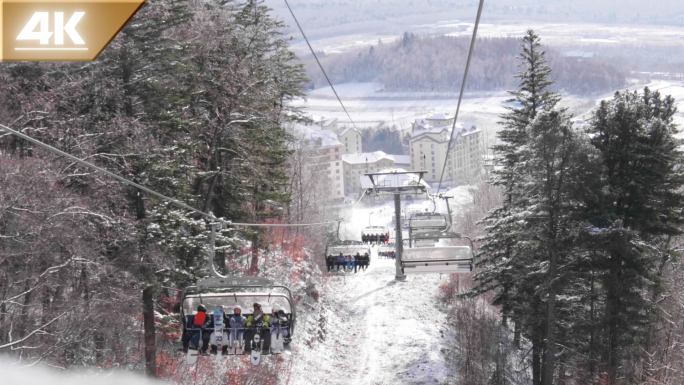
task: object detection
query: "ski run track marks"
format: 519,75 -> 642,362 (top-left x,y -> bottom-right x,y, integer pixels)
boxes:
288,254 -> 454,385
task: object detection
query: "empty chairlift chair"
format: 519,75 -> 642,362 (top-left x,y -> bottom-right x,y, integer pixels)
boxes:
401,246 -> 473,274
408,213 -> 449,245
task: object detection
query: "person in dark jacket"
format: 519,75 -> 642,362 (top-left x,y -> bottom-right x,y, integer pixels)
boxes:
244,303 -> 271,353
326,254 -> 334,272
182,304 -> 210,353
353,252 -> 360,273
335,253 -> 345,271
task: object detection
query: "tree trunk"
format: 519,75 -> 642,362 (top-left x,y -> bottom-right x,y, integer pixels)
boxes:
250,231 -> 260,274
588,268 -> 598,384
133,188 -> 156,377
143,285 -> 156,377
17,280 -> 32,337
533,336 -> 543,385
542,248 -> 558,385
94,331 -> 105,365
604,255 -> 621,385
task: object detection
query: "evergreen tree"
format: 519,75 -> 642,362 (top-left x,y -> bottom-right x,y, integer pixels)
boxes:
0,0 -> 307,370
585,88 -> 684,384
475,30 -> 560,385
519,109 -> 598,385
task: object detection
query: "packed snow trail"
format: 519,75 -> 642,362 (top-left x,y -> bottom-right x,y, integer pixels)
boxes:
288,252 -> 452,385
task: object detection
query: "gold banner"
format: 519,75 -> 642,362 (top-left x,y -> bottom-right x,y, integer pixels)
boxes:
1,0 -> 144,61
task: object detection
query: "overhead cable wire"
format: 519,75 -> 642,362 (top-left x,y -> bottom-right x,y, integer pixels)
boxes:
283,0 -> 358,130
436,0 -> 485,194
0,123 -> 336,228
230,221 -> 336,227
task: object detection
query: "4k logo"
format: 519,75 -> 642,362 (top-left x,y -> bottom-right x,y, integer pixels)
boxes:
16,12 -> 86,48
1,0 -> 145,61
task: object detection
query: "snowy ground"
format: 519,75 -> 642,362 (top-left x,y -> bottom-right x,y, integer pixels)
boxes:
287,253 -> 454,385
287,191 -> 475,385
0,359 -> 162,385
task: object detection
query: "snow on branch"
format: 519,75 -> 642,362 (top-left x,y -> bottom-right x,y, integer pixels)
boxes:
0,312 -> 68,350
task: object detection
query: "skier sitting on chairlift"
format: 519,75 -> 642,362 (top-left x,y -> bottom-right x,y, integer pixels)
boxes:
244,303 -> 271,353
228,306 -> 246,352
182,304 -> 210,353
335,253 -> 345,271
205,305 -> 232,355
269,308 -> 290,352
345,255 -> 354,271
326,254 -> 334,272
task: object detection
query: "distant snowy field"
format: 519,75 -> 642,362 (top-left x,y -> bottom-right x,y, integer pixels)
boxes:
293,82 -> 510,144
287,19 -> 684,56
295,79 -> 684,141
286,13 -> 684,137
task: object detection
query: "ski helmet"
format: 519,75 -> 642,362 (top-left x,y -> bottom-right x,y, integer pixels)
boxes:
197,304 -> 207,312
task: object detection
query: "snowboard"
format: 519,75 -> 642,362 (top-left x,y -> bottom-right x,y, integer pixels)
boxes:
250,333 -> 262,365
209,308 -> 228,356
270,323 -> 288,353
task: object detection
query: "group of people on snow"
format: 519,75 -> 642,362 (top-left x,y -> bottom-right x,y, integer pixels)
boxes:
325,252 -> 370,273
181,302 -> 289,355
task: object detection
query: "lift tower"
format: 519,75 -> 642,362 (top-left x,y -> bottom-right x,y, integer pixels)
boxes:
364,170 -> 428,281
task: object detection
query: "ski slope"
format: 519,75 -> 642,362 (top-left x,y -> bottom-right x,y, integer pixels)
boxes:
288,253 -> 453,385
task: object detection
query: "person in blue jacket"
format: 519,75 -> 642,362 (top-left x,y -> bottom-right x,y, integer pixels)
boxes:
228,306 -> 246,351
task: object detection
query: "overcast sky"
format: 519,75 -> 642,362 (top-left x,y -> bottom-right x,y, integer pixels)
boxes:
265,0 -> 684,35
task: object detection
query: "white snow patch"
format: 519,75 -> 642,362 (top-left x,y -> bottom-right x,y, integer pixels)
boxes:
0,359 -> 163,385
287,256 -> 453,385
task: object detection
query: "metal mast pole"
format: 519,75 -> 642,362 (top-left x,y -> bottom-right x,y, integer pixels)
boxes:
394,193 -> 406,281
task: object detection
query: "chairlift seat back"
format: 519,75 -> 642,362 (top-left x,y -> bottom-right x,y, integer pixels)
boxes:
402,246 -> 473,274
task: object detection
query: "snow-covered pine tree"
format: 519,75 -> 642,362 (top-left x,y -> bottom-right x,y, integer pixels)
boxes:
518,108 -> 599,385
178,0 -> 307,273
475,30 -> 561,385
0,0 -> 308,373
585,88 -> 684,385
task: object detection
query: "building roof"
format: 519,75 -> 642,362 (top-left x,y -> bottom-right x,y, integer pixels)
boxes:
386,154 -> 410,165
342,151 -> 408,166
426,113 -> 453,121
411,122 -> 480,141
291,124 -> 341,148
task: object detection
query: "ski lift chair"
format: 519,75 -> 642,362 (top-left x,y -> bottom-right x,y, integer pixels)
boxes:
180,277 -> 296,357
401,246 -> 473,274
361,226 -> 389,244
326,243 -> 371,272
408,212 -> 449,232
